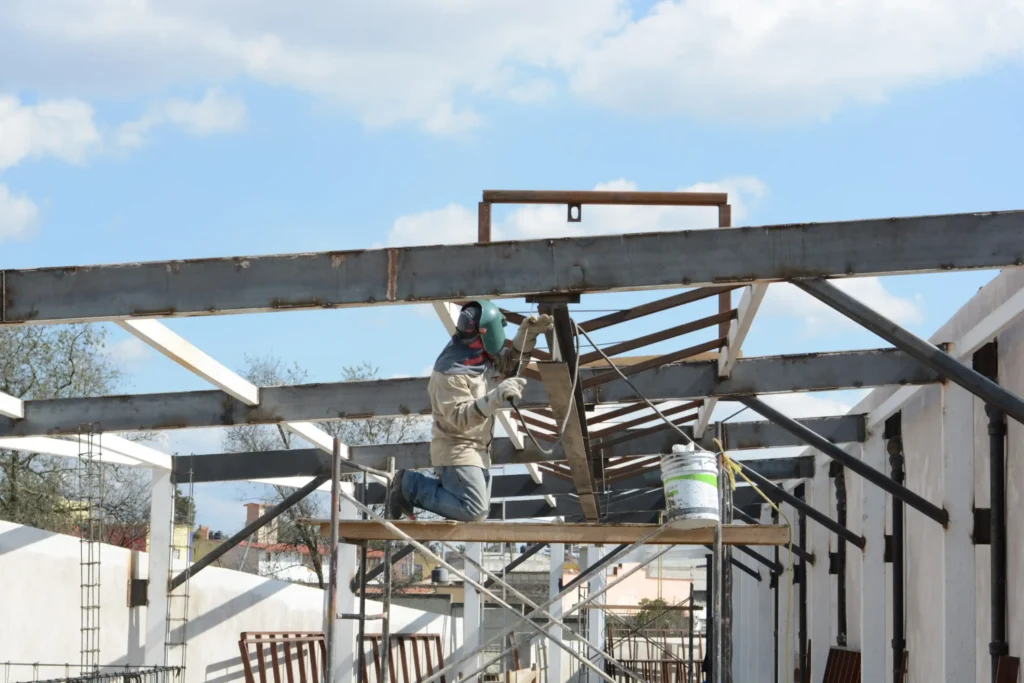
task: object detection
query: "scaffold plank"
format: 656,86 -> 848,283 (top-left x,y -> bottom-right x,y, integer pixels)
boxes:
316,520 -> 789,545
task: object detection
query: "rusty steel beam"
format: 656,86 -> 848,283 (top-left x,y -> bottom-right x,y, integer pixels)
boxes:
582,338 -> 726,389
576,310 -> 736,367
482,190 -> 728,206
5,210 -> 1024,325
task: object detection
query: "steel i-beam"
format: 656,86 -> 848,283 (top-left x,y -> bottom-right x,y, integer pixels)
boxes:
793,277 -> 1024,427
737,395 -> 949,526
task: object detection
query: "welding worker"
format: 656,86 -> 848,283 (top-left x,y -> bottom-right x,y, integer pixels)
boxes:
387,301 -> 553,522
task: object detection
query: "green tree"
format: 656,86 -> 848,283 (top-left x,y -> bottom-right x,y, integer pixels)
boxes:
628,598 -> 691,633
0,324 -> 150,534
223,353 -> 428,590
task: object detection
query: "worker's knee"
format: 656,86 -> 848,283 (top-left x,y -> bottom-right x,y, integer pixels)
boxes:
461,499 -> 489,522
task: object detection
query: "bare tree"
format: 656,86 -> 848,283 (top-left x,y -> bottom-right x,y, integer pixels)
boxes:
223,353 -> 428,589
0,324 -> 168,543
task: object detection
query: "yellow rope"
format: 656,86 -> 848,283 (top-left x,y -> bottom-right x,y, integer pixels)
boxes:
714,439 -> 795,683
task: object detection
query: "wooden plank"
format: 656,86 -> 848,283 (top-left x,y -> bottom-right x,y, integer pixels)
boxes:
538,361 -> 600,520
317,520 -> 790,546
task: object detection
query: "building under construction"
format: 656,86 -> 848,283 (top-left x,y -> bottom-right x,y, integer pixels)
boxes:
1,189 -> 1023,683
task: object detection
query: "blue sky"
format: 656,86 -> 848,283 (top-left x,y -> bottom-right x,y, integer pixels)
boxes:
1,1 -> 1022,532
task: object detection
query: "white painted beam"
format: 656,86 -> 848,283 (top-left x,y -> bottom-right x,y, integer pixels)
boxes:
72,433 -> 171,470
696,283 -> 767,438
117,319 -> 260,405
0,391 -> 24,419
718,283 -> 768,379
0,436 -> 144,466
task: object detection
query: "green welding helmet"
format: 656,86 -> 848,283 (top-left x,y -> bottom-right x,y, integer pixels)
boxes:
456,300 -> 507,357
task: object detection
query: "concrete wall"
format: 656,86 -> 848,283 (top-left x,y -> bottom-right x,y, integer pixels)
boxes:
0,520 -> 458,683
770,267 -> 1024,682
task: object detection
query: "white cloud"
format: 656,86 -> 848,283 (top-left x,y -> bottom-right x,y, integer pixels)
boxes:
570,0 -> 1024,122
0,94 -> 100,170
758,391 -> 865,419
761,278 -> 924,337
0,183 -> 40,242
1,2 -> 1021,130
388,202 -> 478,246
388,176 -> 766,245
116,88 -> 247,149
153,427 -> 229,456
107,337 -> 154,372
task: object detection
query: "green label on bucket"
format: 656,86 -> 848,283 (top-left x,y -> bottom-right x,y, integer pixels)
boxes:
664,473 -> 718,487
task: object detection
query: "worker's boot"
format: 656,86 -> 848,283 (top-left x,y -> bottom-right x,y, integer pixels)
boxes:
386,470 -> 415,520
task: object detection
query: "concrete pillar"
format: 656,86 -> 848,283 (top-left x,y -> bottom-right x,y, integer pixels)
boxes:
586,546 -> 608,674
808,464 -> 832,681
327,486 -> 359,683
144,470 -> 174,666
941,383 -> 976,680
549,543 -> 565,683
462,542 -> 483,683
860,431 -> 886,682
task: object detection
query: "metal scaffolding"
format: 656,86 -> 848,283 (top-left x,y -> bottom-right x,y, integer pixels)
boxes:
4,190 -> 1024,682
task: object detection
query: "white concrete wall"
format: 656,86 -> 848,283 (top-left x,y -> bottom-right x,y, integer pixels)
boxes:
0,520 -> 458,683
779,268 -> 1024,681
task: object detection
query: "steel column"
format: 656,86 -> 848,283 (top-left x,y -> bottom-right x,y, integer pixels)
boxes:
887,421 -> 906,683
326,440 -> 342,680
989,404 -> 1008,680
736,395 -> 949,526
793,277 -> 1024,426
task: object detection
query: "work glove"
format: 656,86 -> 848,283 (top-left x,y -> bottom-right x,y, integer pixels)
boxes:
475,377 -> 527,417
512,314 -> 554,354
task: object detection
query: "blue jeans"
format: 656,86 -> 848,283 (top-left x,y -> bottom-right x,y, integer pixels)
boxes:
400,466 -> 492,522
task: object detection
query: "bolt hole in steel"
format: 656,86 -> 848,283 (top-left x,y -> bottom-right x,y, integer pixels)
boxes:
567,203 -> 582,222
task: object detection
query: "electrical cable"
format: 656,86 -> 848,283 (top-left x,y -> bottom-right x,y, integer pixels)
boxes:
506,316 -> 582,455
575,320 -> 795,683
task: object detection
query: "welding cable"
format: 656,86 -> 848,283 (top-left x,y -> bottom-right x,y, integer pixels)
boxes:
506,316 -> 582,455
576,320 -> 797,683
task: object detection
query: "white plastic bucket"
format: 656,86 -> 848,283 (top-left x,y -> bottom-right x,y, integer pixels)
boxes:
660,444 -> 720,529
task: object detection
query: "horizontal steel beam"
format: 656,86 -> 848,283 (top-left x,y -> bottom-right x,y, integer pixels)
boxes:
6,209 -> 1021,324
173,429 -> 827,482
488,485 -> 782,521
737,395 -> 949,527
4,348 -> 925,437
356,457 -> 812,504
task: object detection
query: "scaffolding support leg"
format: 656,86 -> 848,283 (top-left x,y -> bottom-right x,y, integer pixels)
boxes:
333,485 -> 671,683
549,544 -> 565,683
462,542 -> 483,683
585,546 -> 609,677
